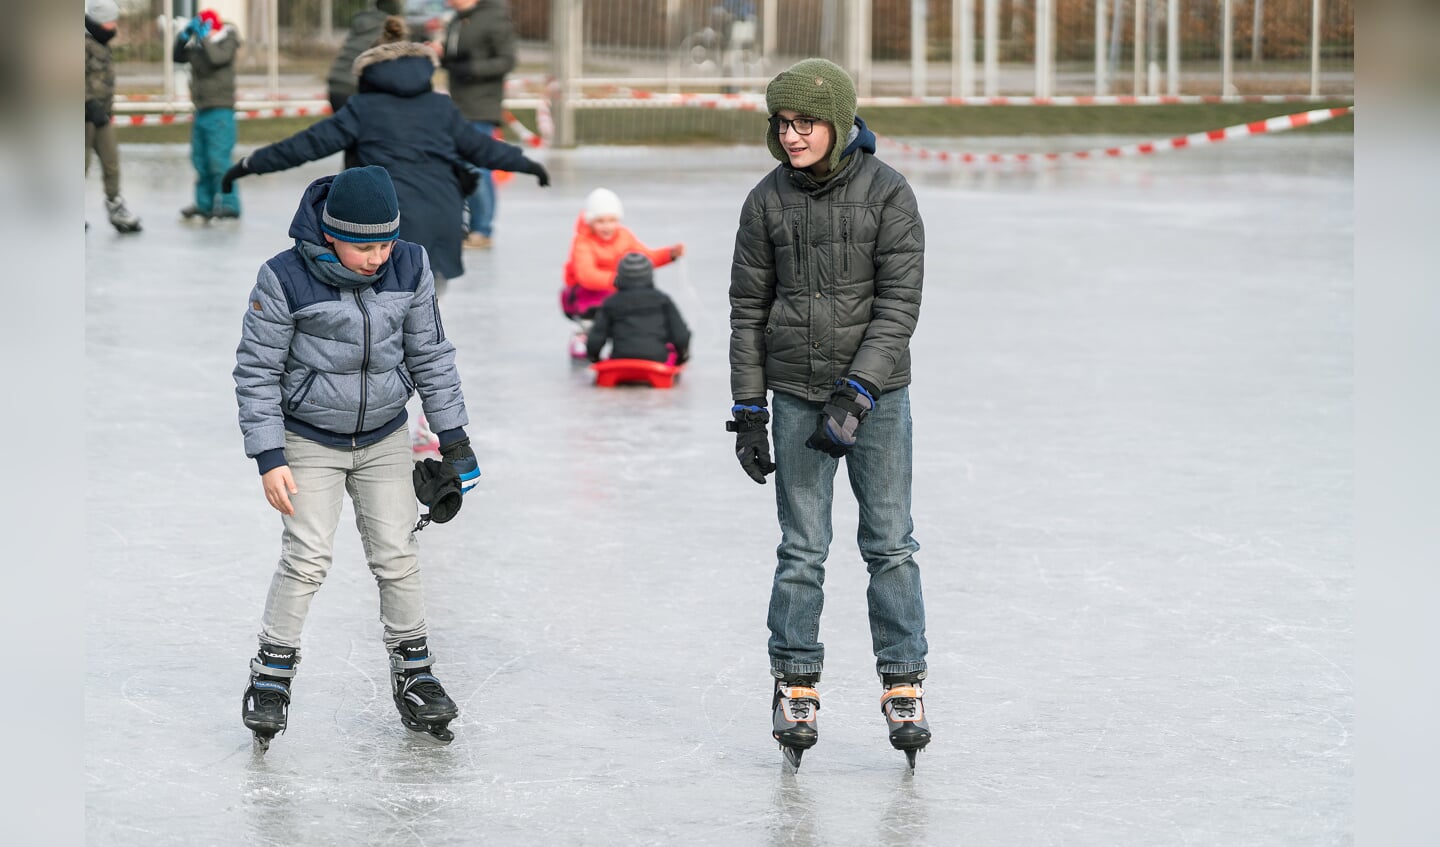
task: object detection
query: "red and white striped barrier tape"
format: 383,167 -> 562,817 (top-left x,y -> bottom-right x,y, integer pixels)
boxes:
119,104 -> 335,126
875,105 -> 1353,165
575,87 -> 1349,109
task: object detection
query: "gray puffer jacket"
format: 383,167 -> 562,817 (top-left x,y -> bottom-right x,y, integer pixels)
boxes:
174,24 -> 240,110
729,118 -> 924,403
234,175 -> 468,473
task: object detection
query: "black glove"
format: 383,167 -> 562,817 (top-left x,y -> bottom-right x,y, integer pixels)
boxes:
85,99 -> 110,127
725,401 -> 775,484
523,160 -> 550,188
441,437 -> 480,494
412,458 -> 463,527
221,157 -> 252,193
805,377 -> 877,458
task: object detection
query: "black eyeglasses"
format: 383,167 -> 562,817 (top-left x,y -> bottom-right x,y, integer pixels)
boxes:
771,115 -> 818,136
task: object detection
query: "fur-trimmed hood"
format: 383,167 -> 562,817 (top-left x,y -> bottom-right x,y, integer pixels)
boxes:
352,40 -> 438,77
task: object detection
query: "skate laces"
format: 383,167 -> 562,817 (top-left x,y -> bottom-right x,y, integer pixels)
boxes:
883,685 -> 922,720
780,685 -> 819,720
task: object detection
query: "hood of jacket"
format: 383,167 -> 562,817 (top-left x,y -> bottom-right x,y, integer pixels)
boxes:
354,41 -> 438,97
288,176 -> 336,248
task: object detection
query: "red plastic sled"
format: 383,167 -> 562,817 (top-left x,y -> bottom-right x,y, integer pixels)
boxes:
591,359 -> 683,388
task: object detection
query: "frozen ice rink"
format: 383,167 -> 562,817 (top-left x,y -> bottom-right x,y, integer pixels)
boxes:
85,132 -> 1352,845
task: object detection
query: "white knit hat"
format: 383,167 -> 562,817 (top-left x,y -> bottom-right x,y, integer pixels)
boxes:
583,188 -> 624,223
87,0 -> 120,24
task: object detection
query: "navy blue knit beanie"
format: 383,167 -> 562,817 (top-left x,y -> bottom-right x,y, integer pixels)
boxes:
322,166 -> 400,242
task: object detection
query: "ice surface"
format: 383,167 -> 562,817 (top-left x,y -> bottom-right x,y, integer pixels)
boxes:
86,135 -> 1352,845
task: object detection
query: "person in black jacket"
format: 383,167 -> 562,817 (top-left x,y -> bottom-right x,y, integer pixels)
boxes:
223,18 -> 548,295
585,253 -> 691,365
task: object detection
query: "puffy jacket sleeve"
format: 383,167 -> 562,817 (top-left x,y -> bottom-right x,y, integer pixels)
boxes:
403,250 -> 469,434
585,305 -> 612,361
200,28 -> 240,67
246,107 -> 361,174
849,174 -> 923,390
234,262 -> 295,469
569,233 -> 616,293
728,185 -> 777,401
453,109 -> 535,173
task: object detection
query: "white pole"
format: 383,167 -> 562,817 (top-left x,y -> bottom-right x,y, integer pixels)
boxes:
1221,0 -> 1233,94
762,0 -> 777,65
954,0 -> 974,96
321,0 -> 333,43
1166,0 -> 1178,95
665,0 -> 679,93
911,0 -> 927,96
1310,0 -> 1322,96
1133,0 -> 1145,95
268,0 -> 280,101
163,0 -> 176,109
1034,0 -> 1047,97
859,0 -> 873,97
1095,0 -> 1107,95
983,0 -> 998,96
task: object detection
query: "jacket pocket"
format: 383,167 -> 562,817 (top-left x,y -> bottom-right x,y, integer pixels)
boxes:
395,365 -> 414,395
840,215 -> 851,275
286,370 -> 318,413
791,219 -> 803,279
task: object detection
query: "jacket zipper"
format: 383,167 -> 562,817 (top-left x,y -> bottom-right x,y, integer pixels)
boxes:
841,216 -> 850,273
792,219 -> 802,279
353,289 -> 372,441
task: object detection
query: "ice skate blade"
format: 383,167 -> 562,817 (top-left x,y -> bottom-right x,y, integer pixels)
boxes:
252,732 -> 274,753
904,748 -> 918,770
781,745 -> 804,771
402,720 -> 455,745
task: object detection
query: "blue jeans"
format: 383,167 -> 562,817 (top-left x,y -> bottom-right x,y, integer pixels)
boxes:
768,388 -> 928,678
192,108 -> 240,215
464,120 -> 497,237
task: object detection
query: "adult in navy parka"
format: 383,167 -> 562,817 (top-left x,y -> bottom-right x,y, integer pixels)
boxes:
223,22 -> 548,292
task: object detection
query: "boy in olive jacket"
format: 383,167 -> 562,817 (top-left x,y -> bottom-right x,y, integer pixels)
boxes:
726,58 -> 930,770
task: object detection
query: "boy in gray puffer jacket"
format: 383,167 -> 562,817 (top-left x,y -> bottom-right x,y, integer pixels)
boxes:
233,166 -> 476,748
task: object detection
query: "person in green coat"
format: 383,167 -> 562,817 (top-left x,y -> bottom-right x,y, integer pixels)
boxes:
174,9 -> 242,220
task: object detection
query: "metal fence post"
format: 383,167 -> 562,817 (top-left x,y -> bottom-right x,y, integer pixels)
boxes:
911,0 -> 927,96
954,0 -> 974,96
1134,0 -> 1145,94
983,0 -> 998,96
1167,0 -> 1179,95
1222,0 -> 1234,94
1311,0 -> 1322,95
1095,0 -> 1107,95
550,0 -> 579,149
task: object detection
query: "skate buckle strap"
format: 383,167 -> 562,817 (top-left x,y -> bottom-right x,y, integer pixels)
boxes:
390,652 -> 436,674
780,685 -> 820,722
882,685 -> 924,721
251,679 -> 291,697
251,657 -> 298,678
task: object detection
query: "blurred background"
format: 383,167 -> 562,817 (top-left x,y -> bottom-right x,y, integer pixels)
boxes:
107,0 -> 1354,146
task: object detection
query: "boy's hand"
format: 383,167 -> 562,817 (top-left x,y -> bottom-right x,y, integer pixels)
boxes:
441,438 -> 481,494
262,466 -> 298,515
805,377 -> 876,458
726,403 -> 775,484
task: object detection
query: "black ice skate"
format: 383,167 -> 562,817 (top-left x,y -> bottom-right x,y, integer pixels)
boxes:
880,671 -> 931,770
389,638 -> 459,744
771,673 -> 821,770
106,196 -> 142,233
242,644 -> 298,751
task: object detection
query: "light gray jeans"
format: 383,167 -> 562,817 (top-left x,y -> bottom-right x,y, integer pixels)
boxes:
258,427 -> 427,651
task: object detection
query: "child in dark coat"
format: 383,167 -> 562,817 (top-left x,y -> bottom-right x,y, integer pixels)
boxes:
586,253 -> 691,365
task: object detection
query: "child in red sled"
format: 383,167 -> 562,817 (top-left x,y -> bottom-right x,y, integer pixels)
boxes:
560,188 -> 684,355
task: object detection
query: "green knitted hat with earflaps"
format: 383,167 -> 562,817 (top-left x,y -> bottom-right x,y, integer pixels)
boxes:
765,58 -> 858,173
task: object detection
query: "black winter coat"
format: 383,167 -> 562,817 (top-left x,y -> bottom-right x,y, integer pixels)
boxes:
441,0 -> 516,123
245,42 -> 540,280
587,274 -> 692,364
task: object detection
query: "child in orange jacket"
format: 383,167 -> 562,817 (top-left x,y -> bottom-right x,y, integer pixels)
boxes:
561,188 -> 684,320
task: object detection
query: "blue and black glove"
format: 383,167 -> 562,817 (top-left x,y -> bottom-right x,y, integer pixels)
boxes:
725,400 -> 775,484
805,377 -> 877,458
221,157 -> 252,193
441,437 -> 481,494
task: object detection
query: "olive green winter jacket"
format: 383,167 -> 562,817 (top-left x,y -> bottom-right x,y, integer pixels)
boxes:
174,24 -> 240,111
440,0 -> 516,124
729,126 -> 924,403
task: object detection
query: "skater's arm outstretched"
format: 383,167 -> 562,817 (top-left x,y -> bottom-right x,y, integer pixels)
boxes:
453,111 -> 549,186
223,108 -> 362,191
